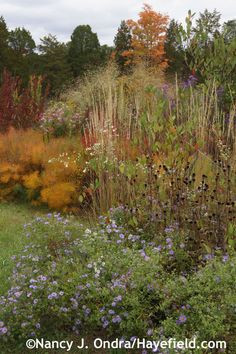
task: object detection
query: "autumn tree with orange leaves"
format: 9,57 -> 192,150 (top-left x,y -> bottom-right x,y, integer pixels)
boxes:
125,4 -> 169,69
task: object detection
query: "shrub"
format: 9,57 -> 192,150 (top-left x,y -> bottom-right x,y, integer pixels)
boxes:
0,129 -> 86,210
41,182 -> 76,209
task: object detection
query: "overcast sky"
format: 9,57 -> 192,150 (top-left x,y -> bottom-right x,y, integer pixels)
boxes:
0,0 -> 235,45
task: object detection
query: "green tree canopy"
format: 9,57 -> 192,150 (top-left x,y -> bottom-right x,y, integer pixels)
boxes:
194,9 -> 221,38
0,16 -> 10,75
114,20 -> 132,72
68,25 -> 101,77
164,19 -> 187,77
223,20 -> 236,42
38,34 -> 72,95
8,27 -> 36,54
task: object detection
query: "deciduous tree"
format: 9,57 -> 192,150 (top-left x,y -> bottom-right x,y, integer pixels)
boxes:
125,4 -> 169,68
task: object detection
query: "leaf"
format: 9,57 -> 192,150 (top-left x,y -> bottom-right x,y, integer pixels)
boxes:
119,164 -> 125,174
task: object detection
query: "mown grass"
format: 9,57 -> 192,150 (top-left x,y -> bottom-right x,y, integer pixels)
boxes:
0,203 -> 39,293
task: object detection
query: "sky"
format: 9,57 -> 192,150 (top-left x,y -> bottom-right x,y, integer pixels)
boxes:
0,0 -> 235,45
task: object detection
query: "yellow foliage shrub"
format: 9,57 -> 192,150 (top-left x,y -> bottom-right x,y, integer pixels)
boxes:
0,128 -> 85,210
0,163 -> 22,183
23,171 -> 42,189
41,182 -> 76,209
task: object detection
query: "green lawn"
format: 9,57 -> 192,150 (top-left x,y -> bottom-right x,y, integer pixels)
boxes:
0,203 -> 37,293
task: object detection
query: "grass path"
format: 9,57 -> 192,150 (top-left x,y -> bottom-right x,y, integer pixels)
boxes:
0,203 -> 38,293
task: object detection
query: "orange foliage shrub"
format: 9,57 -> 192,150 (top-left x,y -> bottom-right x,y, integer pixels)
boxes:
41,183 -> 76,209
0,128 -> 85,210
23,171 -> 42,189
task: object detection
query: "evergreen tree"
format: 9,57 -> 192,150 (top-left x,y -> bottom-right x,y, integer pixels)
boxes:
100,44 -> 113,64
8,27 -> 36,83
8,27 -> 36,54
38,34 -> 72,94
164,19 -> 186,77
0,16 -> 10,76
68,25 -> 101,77
114,20 -> 132,72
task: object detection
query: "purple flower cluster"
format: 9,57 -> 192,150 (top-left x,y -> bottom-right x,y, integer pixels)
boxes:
0,321 -> 8,335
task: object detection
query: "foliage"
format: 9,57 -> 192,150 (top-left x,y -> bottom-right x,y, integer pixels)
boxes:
65,65 -> 236,214
8,27 -> 36,55
114,20 -> 133,72
68,25 -> 101,77
0,70 -> 46,132
0,8 -> 236,351
0,7 -> 235,97
223,19 -> 236,43
0,214 -> 235,352
164,19 -> 187,78
0,129 -> 86,211
39,101 -> 81,138
38,35 -> 72,95
125,4 -> 169,68
175,10 -> 236,94
0,16 -> 10,75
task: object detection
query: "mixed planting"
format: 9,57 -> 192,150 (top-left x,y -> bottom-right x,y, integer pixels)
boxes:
0,3 -> 236,353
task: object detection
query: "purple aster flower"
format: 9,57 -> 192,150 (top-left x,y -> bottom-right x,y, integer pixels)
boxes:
14,291 -> 22,298
60,307 -> 68,313
177,314 -> 187,324
114,295 -> 122,302
112,315 -> 122,323
223,255 -> 229,263
29,285 -> 38,290
84,308 -> 91,315
103,320 -> 109,328
0,327 -> 8,335
48,292 -> 58,300
29,279 -> 37,283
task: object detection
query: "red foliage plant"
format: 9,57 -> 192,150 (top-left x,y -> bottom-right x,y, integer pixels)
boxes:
0,70 -> 48,133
